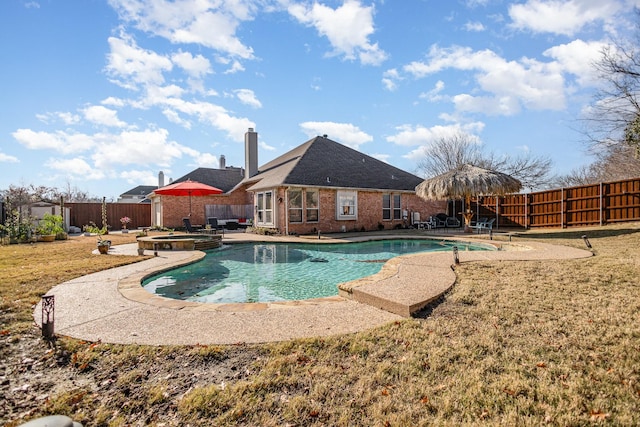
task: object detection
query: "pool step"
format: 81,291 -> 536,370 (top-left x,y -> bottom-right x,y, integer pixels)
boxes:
194,239 -> 223,251
339,252 -> 456,317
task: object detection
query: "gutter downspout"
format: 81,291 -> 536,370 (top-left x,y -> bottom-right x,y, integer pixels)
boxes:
284,188 -> 289,236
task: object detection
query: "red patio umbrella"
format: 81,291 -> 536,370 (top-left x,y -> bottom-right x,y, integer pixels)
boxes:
154,179 -> 223,217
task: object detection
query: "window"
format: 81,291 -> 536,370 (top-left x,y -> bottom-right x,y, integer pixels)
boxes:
306,190 -> 319,222
382,194 -> 391,220
256,191 -> 274,226
337,191 -> 357,220
288,189 -> 302,223
393,194 -> 402,220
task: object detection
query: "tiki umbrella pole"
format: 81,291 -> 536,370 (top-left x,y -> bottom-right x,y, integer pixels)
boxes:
463,194 -> 474,233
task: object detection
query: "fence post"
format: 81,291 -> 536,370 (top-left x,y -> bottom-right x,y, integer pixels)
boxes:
599,182 -> 603,226
560,188 -> 564,228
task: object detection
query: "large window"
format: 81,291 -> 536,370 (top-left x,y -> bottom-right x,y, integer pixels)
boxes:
382,194 -> 391,220
256,191 -> 274,226
337,191 -> 357,220
383,194 -> 402,220
393,194 -> 402,220
288,189 -> 302,223
306,190 -> 319,222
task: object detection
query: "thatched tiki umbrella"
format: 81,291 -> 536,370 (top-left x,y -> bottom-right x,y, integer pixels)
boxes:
415,164 -> 522,232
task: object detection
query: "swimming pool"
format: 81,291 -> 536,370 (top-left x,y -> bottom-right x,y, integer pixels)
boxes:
142,239 -> 492,303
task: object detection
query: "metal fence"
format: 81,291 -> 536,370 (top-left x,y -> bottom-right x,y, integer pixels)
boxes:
472,177 -> 640,229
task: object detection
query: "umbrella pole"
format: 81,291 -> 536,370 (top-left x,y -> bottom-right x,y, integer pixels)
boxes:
463,195 -> 474,233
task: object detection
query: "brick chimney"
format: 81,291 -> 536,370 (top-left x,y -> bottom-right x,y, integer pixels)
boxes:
244,128 -> 258,179
158,171 -> 165,188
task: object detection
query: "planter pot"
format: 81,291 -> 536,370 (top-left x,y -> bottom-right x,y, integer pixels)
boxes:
83,232 -> 91,236
97,245 -> 109,254
137,248 -> 145,256
37,234 -> 56,242
122,229 -> 129,234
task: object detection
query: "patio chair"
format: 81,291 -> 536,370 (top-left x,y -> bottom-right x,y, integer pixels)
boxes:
182,217 -> 202,233
206,217 -> 224,236
471,217 -> 488,227
434,213 -> 448,228
475,218 -> 496,234
445,216 -> 461,228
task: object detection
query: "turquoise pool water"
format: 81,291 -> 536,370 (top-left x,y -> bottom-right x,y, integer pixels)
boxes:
142,239 -> 492,303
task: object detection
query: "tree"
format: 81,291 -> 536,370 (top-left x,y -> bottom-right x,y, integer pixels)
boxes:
416,133 -> 555,191
556,144 -> 640,187
585,17 -> 640,156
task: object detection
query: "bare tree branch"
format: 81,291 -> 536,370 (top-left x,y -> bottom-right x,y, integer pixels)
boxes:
416,132 -> 554,191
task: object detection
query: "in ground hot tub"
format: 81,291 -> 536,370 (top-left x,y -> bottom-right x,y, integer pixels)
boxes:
137,234 -> 222,251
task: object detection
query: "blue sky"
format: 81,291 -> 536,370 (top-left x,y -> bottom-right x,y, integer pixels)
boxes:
1,0 -> 639,200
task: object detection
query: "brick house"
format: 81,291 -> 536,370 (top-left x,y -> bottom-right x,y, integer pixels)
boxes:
151,129 -> 446,232
243,129 -> 445,234
150,164 -> 252,229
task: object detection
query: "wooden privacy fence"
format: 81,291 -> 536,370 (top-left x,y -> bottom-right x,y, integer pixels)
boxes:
472,177 -> 640,229
66,203 -> 151,230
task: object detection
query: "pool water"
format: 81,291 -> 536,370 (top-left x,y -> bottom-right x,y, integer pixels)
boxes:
142,239 -> 492,303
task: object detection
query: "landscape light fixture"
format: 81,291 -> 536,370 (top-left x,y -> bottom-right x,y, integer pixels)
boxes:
582,235 -> 592,249
41,295 -> 55,340
453,246 -> 459,265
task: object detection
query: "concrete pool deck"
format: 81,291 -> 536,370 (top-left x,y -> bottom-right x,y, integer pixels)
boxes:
34,232 -> 593,345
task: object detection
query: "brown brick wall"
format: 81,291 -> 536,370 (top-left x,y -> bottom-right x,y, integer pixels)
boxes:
160,185 -> 253,229
279,188 -> 446,235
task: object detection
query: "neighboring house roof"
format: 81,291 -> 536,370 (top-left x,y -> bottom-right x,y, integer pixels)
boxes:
173,167 -> 245,193
120,185 -> 157,200
247,136 -> 424,192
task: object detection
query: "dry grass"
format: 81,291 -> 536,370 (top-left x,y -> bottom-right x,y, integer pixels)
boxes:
2,226 -> 640,426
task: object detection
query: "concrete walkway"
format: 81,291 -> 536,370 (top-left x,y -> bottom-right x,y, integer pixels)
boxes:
34,232 -> 593,345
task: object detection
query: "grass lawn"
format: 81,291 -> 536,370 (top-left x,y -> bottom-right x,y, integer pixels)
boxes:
1,226 -> 639,426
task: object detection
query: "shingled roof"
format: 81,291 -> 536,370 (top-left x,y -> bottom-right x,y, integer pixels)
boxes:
173,167 -> 245,193
247,136 -> 423,192
119,185 -> 158,202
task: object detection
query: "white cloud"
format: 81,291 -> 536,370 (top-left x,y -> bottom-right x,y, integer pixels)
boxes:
102,97 -> 127,107
259,140 -> 276,151
419,80 -> 446,102
162,108 -> 192,129
388,123 -> 486,163
382,68 -> 400,91
45,157 -> 105,180
108,0 -> 255,59
386,123 -> 484,147
83,105 -> 127,128
0,152 -> 19,163
543,39 -> 607,87
191,152 -> 220,168
508,0 -> 623,36
370,153 -> 390,163
171,50 -> 212,78
120,169 -> 159,185
13,129 -> 96,154
288,0 -> 387,65
36,111 -> 81,125
235,89 -> 262,108
91,128 -> 186,169
105,33 -> 173,90
403,44 -> 567,115
464,21 -> 485,32
224,60 -> 245,74
299,121 -> 373,149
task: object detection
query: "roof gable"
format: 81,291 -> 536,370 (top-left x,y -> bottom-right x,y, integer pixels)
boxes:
249,136 -> 423,191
